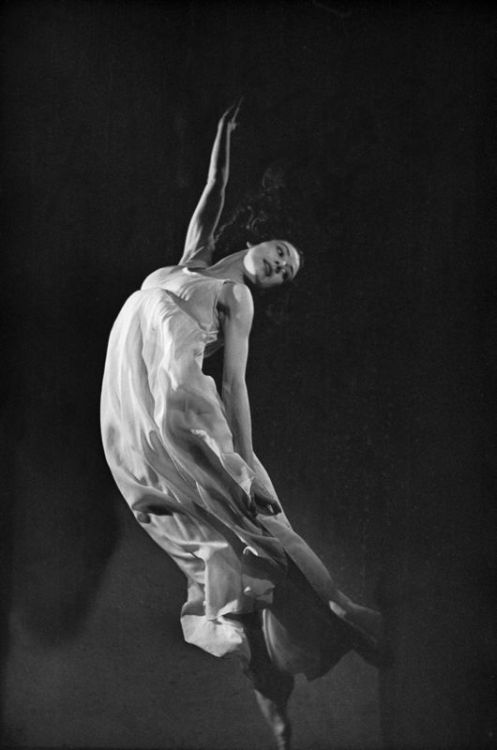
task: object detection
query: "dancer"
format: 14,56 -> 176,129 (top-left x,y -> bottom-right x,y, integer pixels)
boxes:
101,101 -> 381,750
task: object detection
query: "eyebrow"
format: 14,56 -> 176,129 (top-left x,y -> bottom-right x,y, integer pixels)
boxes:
280,242 -> 296,279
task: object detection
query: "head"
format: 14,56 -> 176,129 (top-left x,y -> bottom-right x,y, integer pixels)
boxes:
242,240 -> 302,289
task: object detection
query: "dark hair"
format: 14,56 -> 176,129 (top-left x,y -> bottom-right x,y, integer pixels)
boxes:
214,164 -> 304,324
214,161 -> 304,261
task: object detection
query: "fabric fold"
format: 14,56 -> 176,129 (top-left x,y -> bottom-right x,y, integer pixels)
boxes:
101,266 -> 356,677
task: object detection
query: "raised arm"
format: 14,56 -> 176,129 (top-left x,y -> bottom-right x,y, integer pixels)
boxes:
180,100 -> 242,267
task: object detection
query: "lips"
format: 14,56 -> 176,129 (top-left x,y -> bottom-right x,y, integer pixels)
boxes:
263,260 -> 272,277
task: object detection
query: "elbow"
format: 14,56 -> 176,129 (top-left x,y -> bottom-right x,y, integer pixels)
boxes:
222,375 -> 246,400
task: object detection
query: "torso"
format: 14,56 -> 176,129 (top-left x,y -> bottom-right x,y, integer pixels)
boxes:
141,264 -> 235,353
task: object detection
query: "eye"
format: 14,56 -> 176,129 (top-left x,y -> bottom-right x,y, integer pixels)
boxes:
278,247 -> 283,257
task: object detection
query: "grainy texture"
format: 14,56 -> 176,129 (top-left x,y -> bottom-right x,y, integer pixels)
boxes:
2,1 -> 496,748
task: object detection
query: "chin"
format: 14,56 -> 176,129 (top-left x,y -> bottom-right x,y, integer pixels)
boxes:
258,280 -> 275,291
248,276 -> 266,292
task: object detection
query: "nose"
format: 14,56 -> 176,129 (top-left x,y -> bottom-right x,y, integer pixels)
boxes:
275,259 -> 287,272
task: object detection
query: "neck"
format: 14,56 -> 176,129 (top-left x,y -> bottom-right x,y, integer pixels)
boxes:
203,249 -> 249,283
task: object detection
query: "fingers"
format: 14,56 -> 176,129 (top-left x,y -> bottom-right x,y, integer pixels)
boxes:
259,504 -> 282,517
221,96 -> 244,127
231,95 -> 244,121
245,494 -> 257,519
252,492 -> 282,516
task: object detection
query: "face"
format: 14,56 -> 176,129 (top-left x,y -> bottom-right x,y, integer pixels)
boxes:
243,240 -> 301,289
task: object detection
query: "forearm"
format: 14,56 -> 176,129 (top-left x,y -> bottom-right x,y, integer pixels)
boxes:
207,117 -> 232,187
222,379 -> 254,468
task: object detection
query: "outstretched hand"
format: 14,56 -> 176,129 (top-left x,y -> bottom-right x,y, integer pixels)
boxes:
219,96 -> 244,132
250,478 -> 282,516
252,491 -> 282,516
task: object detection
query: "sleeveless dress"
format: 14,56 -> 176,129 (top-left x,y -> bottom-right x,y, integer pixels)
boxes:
100,263 -> 357,679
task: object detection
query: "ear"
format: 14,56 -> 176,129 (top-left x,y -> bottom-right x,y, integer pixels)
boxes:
246,241 -> 254,248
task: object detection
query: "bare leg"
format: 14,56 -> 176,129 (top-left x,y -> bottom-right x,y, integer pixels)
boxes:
254,685 -> 293,750
231,612 -> 295,750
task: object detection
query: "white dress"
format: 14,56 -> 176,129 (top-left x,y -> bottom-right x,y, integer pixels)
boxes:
100,263 -> 357,679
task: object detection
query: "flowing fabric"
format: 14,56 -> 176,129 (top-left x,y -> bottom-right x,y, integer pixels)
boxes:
101,264 -> 355,678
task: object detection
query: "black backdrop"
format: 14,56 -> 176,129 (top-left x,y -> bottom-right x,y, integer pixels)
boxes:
2,1 -> 497,748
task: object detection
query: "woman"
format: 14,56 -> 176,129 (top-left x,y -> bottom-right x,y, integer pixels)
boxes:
101,102 -> 381,750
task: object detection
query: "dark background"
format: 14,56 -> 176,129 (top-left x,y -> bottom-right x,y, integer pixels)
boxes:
2,1 -> 497,748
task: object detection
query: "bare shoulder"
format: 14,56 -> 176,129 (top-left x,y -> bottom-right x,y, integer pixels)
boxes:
218,281 -> 254,322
